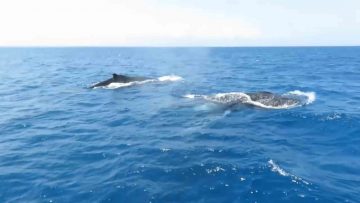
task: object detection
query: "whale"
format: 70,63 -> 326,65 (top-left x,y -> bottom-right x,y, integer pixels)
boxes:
246,91 -> 300,107
184,91 -> 315,109
90,73 -> 150,88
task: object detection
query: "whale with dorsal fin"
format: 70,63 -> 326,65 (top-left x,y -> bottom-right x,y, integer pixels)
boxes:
90,73 -> 150,88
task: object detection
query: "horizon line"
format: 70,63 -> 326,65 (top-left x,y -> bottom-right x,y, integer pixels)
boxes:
0,45 -> 360,48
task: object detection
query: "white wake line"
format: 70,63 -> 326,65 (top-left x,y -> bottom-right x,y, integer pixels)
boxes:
94,75 -> 183,89
268,159 -> 310,185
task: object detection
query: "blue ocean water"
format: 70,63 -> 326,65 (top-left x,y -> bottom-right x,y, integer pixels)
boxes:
0,47 -> 359,203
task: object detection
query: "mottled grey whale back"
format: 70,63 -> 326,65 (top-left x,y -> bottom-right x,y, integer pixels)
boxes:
247,91 -> 274,100
246,91 -> 300,107
90,73 -> 149,88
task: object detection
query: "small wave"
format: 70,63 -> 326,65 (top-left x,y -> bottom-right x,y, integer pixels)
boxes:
206,166 -> 226,174
94,75 -> 183,89
183,90 -> 315,109
325,113 -> 342,120
160,148 -> 171,152
268,159 -> 310,185
268,159 -> 290,176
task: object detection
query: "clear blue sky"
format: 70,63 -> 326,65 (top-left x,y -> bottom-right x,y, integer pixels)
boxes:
0,0 -> 359,46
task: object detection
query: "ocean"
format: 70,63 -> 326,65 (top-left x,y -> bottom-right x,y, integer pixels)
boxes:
0,47 -> 359,202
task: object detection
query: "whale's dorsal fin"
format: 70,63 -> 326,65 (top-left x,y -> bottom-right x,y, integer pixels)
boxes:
112,73 -> 130,83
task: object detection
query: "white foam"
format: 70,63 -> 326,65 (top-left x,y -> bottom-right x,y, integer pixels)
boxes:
160,148 -> 171,152
206,166 -> 226,174
268,159 -> 310,185
183,94 -> 202,99
286,90 -> 316,105
183,94 -> 196,99
325,113 -> 341,120
268,159 -> 290,176
157,75 -> 183,82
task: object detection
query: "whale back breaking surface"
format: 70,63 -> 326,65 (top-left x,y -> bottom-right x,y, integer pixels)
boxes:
91,74 -> 149,88
90,78 -> 113,88
247,91 -> 274,100
112,74 -> 129,83
184,90 -> 315,109
112,74 -> 150,83
247,92 -> 300,107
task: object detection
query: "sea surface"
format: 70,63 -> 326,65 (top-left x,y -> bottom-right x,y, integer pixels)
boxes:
0,47 -> 359,203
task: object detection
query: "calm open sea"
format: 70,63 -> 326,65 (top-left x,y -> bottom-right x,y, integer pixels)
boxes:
0,47 -> 359,203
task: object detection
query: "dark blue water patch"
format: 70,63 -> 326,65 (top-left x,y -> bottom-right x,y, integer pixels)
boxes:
0,47 -> 360,203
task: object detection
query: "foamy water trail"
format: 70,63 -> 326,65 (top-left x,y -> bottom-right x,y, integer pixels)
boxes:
268,159 -> 290,176
157,75 -> 183,82
268,159 -> 310,185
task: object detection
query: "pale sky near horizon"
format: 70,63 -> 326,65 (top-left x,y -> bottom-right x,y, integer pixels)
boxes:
0,0 -> 359,46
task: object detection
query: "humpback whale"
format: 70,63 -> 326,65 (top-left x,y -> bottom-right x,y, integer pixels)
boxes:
184,91 -> 315,109
246,91 -> 300,107
90,73 -> 150,88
